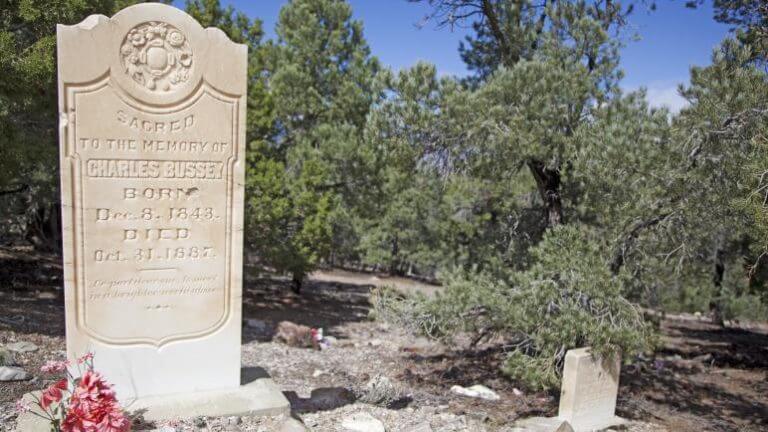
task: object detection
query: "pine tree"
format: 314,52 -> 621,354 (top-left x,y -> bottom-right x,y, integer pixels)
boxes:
0,0 -> 150,249
244,0 -> 382,290
412,0 -> 632,230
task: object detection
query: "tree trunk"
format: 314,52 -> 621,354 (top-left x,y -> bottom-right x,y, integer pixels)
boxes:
25,202 -> 61,253
291,273 -> 303,294
527,159 -> 563,228
390,235 -> 402,275
610,213 -> 670,275
710,237 -> 726,327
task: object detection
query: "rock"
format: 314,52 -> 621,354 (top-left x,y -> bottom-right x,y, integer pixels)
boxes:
309,387 -> 356,410
274,321 -> 315,348
410,422 -> 433,432
279,417 -> 310,432
513,388 -> 524,396
359,375 -> 408,407
37,291 -> 57,300
312,369 -> 326,378
0,366 -> 31,381
245,319 -> 268,331
514,417 -> 574,432
341,412 -> 385,432
0,348 -> 16,366
450,384 -> 500,401
6,341 -> 39,353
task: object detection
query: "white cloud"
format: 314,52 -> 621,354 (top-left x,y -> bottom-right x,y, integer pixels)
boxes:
645,84 -> 688,114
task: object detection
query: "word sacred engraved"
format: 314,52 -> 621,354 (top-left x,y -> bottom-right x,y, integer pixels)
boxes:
117,110 -> 194,133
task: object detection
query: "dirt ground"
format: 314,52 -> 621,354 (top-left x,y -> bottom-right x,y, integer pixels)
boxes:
0,247 -> 766,431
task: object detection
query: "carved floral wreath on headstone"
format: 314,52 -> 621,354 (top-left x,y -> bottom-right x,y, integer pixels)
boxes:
120,22 -> 193,92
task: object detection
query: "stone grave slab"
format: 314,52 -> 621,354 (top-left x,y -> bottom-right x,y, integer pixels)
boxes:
557,347 -> 625,431
19,3 -> 288,425
513,347 -> 625,432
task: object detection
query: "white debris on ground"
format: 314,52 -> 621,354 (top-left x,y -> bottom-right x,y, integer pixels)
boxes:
450,384 -> 501,401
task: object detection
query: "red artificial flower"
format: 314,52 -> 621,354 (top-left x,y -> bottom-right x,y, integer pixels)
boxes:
77,352 -> 94,365
95,405 -> 131,432
61,370 -> 130,432
61,405 -> 91,432
40,379 -> 68,410
41,360 -> 70,374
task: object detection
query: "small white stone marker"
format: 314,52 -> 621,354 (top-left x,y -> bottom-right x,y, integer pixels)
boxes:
557,347 -> 624,431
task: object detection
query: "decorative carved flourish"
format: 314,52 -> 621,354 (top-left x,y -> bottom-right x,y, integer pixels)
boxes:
120,22 -> 193,92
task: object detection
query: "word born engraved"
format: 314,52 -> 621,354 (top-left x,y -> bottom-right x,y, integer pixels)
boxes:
121,21 -> 193,92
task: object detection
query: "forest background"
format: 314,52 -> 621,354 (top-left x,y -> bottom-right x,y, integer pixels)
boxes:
1,0 -> 767,389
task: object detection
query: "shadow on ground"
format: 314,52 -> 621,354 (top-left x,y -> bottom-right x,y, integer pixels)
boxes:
620,318 -> 768,432
241,264 -> 373,344
0,248 -> 65,338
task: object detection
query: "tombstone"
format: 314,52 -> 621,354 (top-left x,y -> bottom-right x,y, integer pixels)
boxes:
40,2 -> 286,421
557,347 -> 624,431
513,347 -> 624,432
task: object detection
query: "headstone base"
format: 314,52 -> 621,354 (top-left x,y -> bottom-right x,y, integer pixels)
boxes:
16,377 -> 290,430
513,415 -> 626,432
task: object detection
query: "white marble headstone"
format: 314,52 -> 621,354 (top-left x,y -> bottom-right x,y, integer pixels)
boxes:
57,3 -> 246,399
558,347 -> 623,431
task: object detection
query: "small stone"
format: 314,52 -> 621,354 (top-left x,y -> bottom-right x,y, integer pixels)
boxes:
37,291 -> 57,300
0,348 -> 16,366
369,339 -> 384,347
450,384 -> 500,401
246,319 -> 268,331
410,422 -> 433,432
513,388 -> 524,396
0,366 -> 31,381
515,416 -> 574,432
341,412 -> 385,432
309,387 -> 356,410
6,341 -> 38,353
278,417 -> 310,432
359,375 -> 407,407
312,369 -> 325,378
227,416 -> 241,426
274,321 -> 314,347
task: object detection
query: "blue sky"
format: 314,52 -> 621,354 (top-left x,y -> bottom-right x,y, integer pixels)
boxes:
174,0 -> 732,112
